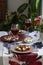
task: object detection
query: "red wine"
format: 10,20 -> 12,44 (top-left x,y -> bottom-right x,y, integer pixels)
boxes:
25,22 -> 31,28
11,29 -> 19,35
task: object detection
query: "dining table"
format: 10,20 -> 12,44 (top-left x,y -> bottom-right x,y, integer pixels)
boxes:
0,31 -> 43,65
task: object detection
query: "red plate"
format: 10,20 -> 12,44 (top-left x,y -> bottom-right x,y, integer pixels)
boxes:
0,35 -> 19,43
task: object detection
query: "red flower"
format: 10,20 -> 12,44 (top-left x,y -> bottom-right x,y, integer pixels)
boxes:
34,18 -> 40,25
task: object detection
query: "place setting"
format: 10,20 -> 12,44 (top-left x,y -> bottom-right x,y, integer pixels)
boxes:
0,24 -> 23,41
10,43 -> 34,54
9,41 -> 43,54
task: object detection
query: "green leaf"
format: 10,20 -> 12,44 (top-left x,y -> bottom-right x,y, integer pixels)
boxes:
28,0 -> 37,18
17,3 -> 28,13
36,0 -> 40,9
31,0 -> 36,12
19,14 -> 27,22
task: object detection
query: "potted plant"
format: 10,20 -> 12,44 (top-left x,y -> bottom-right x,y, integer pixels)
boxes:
17,0 -> 40,31
0,0 -> 40,31
0,4 -> 28,31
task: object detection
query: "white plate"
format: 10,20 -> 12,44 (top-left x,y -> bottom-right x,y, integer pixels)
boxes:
24,36 -> 34,43
19,30 -> 27,34
10,45 -> 34,54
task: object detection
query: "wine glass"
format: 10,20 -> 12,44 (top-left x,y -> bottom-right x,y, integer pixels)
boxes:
11,24 -> 19,35
24,19 -> 31,31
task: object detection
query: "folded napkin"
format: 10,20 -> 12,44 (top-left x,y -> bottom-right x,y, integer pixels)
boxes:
9,60 -> 42,65
26,31 -> 40,40
0,31 -> 8,37
32,42 -> 43,49
17,53 -> 38,62
9,53 -> 42,65
9,61 -> 20,65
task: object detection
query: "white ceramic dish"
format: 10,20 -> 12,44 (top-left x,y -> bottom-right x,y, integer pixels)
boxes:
10,45 -> 34,54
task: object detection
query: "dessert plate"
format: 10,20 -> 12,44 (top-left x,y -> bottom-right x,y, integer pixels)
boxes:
10,44 -> 34,54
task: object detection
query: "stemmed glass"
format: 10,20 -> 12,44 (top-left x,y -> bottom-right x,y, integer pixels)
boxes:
11,24 -> 19,35
24,19 -> 31,31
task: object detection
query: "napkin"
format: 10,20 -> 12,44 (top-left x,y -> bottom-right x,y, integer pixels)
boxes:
32,42 -> 43,49
17,53 -> 38,62
26,31 -> 40,40
0,31 -> 8,37
9,61 -> 20,65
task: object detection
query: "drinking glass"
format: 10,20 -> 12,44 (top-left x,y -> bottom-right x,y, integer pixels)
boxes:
11,24 -> 19,35
24,19 -> 31,31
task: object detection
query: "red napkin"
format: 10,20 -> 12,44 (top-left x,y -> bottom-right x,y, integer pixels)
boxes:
17,53 -> 42,65
9,59 -> 42,65
9,54 -> 20,65
9,61 -> 20,65
17,54 -> 27,61
27,61 -> 42,65
9,53 -> 42,65
17,53 -> 38,62
26,53 -> 38,62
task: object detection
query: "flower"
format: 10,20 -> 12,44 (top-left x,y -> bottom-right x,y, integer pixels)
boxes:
34,18 -> 40,25
34,18 -> 40,30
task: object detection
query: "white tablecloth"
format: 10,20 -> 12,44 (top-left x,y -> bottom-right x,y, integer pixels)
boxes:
3,45 -> 43,65
0,31 -> 43,65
